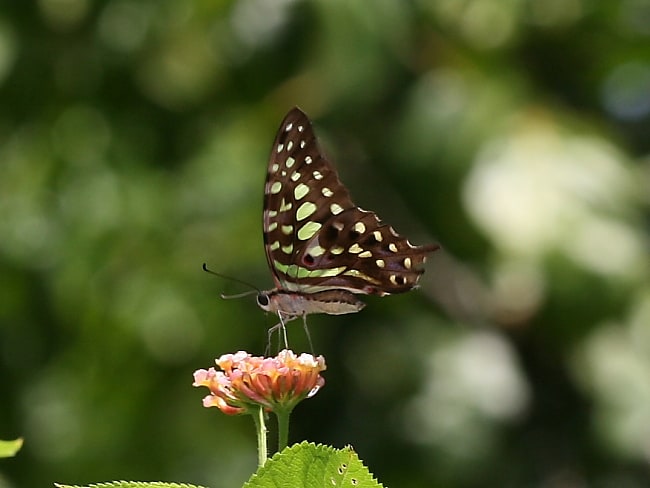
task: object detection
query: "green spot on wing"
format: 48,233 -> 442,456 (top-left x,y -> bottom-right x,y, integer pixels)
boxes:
297,221 -> 322,240
296,202 -> 317,221
308,266 -> 346,278
294,183 -> 310,200
273,260 -> 344,279
274,261 -> 309,278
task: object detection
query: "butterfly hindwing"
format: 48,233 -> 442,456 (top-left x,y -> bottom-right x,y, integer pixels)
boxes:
294,207 -> 435,295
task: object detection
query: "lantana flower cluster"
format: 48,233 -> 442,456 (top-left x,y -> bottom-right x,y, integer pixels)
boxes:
193,349 -> 326,415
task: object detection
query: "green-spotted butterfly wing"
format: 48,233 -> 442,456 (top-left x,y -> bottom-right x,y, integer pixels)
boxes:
259,108 -> 439,318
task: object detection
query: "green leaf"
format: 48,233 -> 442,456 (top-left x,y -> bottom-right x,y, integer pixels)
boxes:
54,482 -> 207,488
0,438 -> 23,458
244,442 -> 384,488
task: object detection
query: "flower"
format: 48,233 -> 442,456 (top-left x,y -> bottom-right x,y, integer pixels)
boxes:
193,350 -> 326,415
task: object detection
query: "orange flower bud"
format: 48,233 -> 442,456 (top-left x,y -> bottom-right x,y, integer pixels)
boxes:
193,350 -> 326,415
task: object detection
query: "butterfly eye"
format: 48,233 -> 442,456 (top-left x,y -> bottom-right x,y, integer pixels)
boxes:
257,294 -> 270,307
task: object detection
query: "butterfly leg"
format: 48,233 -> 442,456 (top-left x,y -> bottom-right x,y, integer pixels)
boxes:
300,313 -> 314,354
278,311 -> 289,349
266,312 -> 290,354
265,322 -> 280,355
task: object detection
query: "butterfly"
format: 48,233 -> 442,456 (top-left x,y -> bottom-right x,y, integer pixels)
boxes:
255,107 -> 439,343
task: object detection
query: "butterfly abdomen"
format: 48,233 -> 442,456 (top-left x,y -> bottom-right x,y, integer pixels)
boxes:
258,289 -> 366,317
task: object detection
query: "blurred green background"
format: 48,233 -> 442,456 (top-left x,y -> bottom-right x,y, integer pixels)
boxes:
1,0 -> 649,487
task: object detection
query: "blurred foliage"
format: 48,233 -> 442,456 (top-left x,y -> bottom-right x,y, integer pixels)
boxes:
0,0 -> 649,487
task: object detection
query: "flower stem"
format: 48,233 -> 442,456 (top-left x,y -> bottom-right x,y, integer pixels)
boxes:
276,408 -> 291,452
252,406 -> 267,466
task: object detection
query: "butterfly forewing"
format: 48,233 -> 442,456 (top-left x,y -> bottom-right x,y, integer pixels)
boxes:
263,108 -> 354,289
263,107 -> 439,301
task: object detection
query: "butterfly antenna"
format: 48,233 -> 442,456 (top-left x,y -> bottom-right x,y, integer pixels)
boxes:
202,263 -> 261,299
